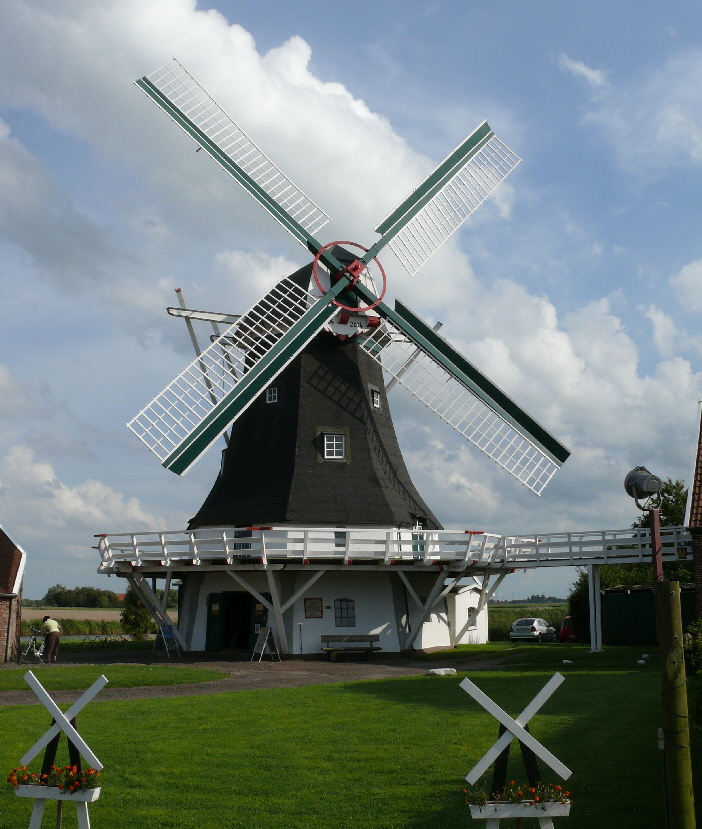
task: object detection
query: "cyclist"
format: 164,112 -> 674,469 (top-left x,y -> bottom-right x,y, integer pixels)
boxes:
42,615 -> 61,663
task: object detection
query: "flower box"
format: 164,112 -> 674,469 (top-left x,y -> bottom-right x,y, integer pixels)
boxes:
470,800 -> 570,819
14,785 -> 101,802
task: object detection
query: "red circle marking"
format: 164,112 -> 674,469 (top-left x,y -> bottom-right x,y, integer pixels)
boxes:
312,240 -> 387,313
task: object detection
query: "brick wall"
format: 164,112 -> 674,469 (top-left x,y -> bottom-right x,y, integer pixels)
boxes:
692,529 -> 702,620
0,582 -> 22,662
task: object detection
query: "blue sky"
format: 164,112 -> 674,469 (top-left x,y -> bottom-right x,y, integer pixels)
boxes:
2,1 -> 702,599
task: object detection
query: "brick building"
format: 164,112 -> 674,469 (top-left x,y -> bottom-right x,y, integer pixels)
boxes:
0,525 -> 26,662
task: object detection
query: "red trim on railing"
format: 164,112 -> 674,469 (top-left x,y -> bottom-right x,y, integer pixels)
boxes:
247,526 -> 272,531
464,530 -> 484,534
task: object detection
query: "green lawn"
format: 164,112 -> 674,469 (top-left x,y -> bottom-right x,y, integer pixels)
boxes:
1,650 -> 699,828
0,665 -> 225,692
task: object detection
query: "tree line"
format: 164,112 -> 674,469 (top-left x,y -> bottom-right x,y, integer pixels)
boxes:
23,584 -> 178,609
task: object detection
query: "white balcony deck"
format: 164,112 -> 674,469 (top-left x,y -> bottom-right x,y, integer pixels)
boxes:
95,525 -> 692,572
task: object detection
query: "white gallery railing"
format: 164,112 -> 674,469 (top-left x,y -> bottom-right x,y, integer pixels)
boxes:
95,525 -> 692,570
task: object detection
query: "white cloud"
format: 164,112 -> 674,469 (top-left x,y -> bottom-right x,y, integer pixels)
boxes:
0,125 -> 120,291
212,250 -> 304,311
558,54 -> 608,89
0,445 -> 160,531
567,50 -> 702,173
645,304 -> 678,358
671,258 -> 702,312
0,365 -> 36,419
393,281 -> 702,538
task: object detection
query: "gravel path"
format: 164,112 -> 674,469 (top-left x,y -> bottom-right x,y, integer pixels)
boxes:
0,656 -> 502,707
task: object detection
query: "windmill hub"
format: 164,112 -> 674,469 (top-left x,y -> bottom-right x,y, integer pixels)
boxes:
312,239 -> 387,322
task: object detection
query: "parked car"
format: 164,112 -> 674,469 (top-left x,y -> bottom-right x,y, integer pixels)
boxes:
509,618 -> 557,643
559,615 -> 576,642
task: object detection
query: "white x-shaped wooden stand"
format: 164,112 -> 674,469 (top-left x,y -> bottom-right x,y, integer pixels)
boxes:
460,673 -> 571,829
16,671 -> 107,829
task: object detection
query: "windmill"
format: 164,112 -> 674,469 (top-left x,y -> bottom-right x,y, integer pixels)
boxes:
115,59 -> 570,655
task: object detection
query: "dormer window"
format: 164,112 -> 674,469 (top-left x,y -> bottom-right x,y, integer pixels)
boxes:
266,387 -> 278,404
324,433 -> 346,460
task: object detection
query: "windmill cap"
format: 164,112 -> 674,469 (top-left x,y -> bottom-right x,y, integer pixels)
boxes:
624,466 -> 662,500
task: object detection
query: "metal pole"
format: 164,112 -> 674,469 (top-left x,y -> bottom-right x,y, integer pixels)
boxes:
655,580 -> 696,829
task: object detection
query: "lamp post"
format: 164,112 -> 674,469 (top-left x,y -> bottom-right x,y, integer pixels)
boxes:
624,467 -> 695,829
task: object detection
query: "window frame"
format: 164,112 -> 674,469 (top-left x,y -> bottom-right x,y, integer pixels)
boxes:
316,426 -> 351,463
323,433 -> 346,460
334,598 -> 356,628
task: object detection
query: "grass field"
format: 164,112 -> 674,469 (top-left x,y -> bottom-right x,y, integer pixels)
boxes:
1,646 -> 699,828
0,665 -> 225,692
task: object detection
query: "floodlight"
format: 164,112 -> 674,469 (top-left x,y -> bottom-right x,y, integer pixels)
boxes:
624,466 -> 662,510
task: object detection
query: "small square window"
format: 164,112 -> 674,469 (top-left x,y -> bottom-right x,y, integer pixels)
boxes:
324,433 -> 346,460
266,387 -> 278,404
371,389 -> 381,409
334,598 -> 356,627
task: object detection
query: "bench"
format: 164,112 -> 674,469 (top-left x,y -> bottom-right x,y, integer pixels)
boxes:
320,634 -> 382,662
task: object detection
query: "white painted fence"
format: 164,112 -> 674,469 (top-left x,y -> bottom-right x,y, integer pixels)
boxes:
96,525 -> 692,570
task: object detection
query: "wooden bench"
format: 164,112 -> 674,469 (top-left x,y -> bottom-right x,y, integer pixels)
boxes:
320,634 -> 381,662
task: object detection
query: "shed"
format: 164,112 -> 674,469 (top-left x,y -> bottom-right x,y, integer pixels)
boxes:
601,583 -> 697,646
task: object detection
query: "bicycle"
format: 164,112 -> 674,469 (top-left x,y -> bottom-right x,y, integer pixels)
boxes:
17,627 -> 46,664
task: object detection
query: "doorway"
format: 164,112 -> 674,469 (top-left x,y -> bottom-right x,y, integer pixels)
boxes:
205,591 -> 268,652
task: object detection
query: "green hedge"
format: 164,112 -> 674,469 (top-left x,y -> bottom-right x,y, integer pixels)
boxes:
21,618 -> 124,636
488,604 -> 567,641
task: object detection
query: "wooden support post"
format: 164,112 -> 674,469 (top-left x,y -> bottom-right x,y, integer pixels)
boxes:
655,581 -> 696,829
404,570 -> 460,650
266,569 -> 289,655
587,564 -> 602,652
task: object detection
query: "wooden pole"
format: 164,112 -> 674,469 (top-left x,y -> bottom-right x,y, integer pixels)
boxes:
655,580 -> 696,829
650,508 -> 664,582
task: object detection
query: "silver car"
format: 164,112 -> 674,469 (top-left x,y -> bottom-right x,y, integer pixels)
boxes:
509,617 -> 557,643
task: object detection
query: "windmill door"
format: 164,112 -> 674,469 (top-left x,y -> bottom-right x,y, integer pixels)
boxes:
205,591 -> 268,652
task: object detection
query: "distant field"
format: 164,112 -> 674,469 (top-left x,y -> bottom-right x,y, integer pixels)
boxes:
22,608 -> 178,622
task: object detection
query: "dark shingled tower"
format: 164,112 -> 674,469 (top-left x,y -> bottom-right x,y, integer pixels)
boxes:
189,332 -> 441,530
189,257 -> 441,531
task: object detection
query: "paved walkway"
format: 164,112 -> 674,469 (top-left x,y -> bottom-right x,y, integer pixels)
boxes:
0,656 -> 502,707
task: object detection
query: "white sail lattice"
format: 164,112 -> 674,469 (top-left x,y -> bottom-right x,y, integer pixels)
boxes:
146,59 -> 330,238
386,136 -> 520,276
358,322 -> 559,494
128,278 -> 320,463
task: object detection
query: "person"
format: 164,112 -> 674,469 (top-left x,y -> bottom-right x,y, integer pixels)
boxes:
42,615 -> 60,663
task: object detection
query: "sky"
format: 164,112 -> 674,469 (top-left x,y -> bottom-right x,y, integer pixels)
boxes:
2,1 -> 702,600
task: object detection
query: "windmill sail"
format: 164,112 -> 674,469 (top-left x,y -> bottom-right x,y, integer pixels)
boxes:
372,122 -> 520,276
136,60 -> 330,247
357,298 -> 569,495
128,277 -> 346,475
